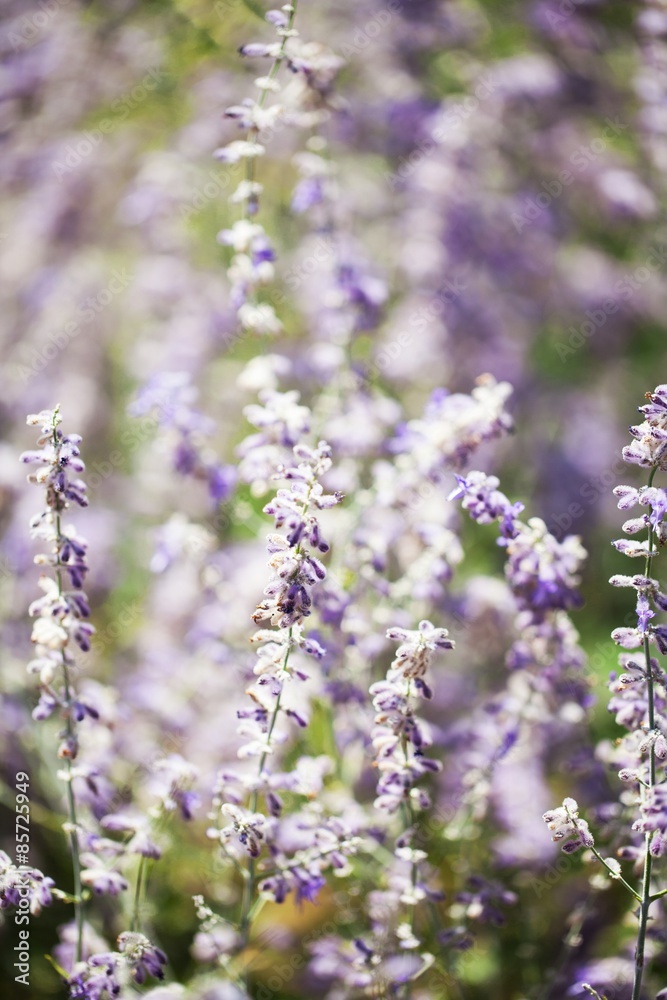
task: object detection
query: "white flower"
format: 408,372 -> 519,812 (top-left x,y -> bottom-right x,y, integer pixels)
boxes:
217,220 -> 265,253
254,76 -> 281,91
213,140 -> 265,164
386,619 -> 454,679
230,180 -> 264,205
31,616 -> 68,651
238,302 -> 283,335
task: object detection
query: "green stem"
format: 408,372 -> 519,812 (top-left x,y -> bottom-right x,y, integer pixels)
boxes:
63,757 -> 84,963
131,856 -> 146,933
238,475 -> 313,957
631,464 -> 658,1000
239,614 -> 296,963
398,681 -> 419,1000
589,847 -> 642,903
241,0 -> 299,225
51,418 -> 85,965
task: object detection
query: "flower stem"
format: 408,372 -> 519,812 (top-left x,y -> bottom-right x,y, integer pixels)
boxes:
131,856 -> 146,933
589,846 -> 641,903
52,417 -> 85,965
63,757 -> 84,964
238,483 -> 312,951
239,626 -> 293,962
631,463 -> 658,1000
241,0 -> 299,225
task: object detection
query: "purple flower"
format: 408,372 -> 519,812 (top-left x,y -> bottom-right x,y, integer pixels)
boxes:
622,383 -> 667,469
636,592 -> 655,633
393,375 -> 514,472
543,798 -> 595,854
118,932 -> 167,983
80,868 -> 128,897
67,954 -> 121,1000
0,851 -> 55,915
505,518 -> 585,619
291,176 -> 324,213
449,471 -> 524,539
21,409 -> 97,760
130,373 -> 237,505
456,876 -> 517,926
371,619 -> 454,815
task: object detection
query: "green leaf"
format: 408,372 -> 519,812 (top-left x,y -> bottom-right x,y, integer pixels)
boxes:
45,954 -> 70,980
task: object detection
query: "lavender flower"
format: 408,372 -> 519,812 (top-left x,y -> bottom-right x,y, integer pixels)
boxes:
118,932 -> 167,984
206,409 -> 351,997
334,620 -> 455,993
543,385 -> 667,999
129,373 -> 236,505
0,851 -> 55,915
216,0 -> 343,335
20,407 -> 95,961
67,933 -> 166,998
543,798 -> 595,854
372,620 -> 453,814
452,472 -> 586,620
448,471 -> 524,539
394,374 -> 514,474
237,389 -> 311,490
622,384 -> 667,470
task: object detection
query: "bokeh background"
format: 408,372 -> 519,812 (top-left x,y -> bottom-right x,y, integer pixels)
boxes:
1,0 -> 667,996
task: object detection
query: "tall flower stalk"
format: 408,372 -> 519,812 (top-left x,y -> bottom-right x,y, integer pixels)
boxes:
216,0 -> 343,337
20,406 -> 94,964
207,421 -> 357,986
543,385 -> 667,998
215,2 -> 299,336
368,621 -> 454,994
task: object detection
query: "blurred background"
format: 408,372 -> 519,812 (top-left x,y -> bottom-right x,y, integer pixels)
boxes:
1,0 -> 667,996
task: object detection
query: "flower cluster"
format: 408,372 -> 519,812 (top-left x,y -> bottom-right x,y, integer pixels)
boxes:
542,385 -> 667,998
324,621 -> 453,994
9,0 -> 667,994
238,388 -> 311,490
235,434 -> 342,760
0,851 -> 55,915
371,620 -> 454,814
543,798 -> 595,855
208,418 -> 355,921
449,467 -> 590,885
67,932 -> 166,997
622,384 -> 667,470
452,471 -> 585,620
129,372 -> 236,505
216,3 -> 343,335
394,374 -> 514,475
20,408 -> 94,743
449,471 -> 524,539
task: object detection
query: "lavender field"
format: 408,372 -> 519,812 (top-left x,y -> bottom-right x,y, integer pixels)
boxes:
2,0 -> 667,998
